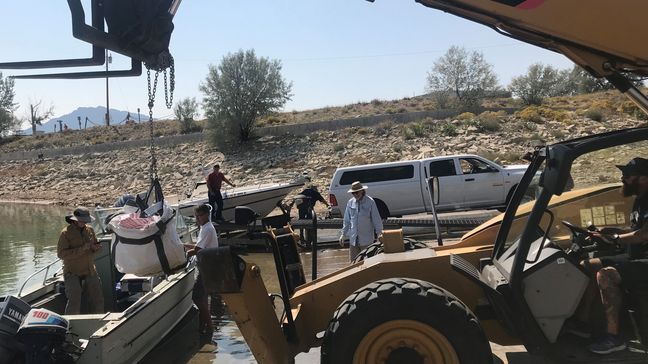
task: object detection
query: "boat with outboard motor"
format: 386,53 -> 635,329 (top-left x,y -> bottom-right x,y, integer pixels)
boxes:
0,194 -> 197,364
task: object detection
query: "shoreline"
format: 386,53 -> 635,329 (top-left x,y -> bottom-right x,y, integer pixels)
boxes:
0,199 -> 60,205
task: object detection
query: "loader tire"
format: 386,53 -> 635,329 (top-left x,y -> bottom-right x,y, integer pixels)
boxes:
352,238 -> 428,263
321,278 -> 491,364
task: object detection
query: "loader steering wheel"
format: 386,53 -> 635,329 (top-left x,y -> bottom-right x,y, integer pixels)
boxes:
561,220 -> 607,251
562,220 -> 591,238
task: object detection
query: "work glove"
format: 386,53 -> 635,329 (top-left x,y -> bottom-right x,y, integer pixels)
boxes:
339,235 -> 345,247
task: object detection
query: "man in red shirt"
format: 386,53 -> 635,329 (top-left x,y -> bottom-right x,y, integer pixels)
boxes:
206,164 -> 235,220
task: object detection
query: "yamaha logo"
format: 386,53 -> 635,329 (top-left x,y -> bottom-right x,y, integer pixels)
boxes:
7,307 -> 24,323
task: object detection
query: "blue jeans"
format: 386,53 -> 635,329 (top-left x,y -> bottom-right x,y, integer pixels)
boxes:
208,191 -> 224,220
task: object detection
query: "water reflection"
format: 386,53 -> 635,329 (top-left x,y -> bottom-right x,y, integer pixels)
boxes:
0,203 -> 69,294
199,250 -> 349,363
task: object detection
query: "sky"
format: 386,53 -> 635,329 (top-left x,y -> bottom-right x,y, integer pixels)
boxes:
0,0 -> 574,129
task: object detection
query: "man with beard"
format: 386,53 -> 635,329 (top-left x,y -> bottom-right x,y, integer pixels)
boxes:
574,157 -> 648,354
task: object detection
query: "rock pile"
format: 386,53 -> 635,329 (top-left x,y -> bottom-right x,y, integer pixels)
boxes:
0,113 -> 640,207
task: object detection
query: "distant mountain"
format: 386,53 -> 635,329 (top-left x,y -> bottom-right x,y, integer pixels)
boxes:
21,106 -> 146,135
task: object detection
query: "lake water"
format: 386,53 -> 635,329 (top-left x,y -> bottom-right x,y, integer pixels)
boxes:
0,203 -> 69,294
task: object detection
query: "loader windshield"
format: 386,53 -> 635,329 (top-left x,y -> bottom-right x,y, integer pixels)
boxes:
497,138 -> 648,261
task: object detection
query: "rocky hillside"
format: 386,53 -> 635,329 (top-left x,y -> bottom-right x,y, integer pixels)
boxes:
0,101 -> 643,208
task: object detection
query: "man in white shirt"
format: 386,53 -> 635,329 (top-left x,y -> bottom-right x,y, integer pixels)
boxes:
339,181 -> 383,261
185,204 -> 219,335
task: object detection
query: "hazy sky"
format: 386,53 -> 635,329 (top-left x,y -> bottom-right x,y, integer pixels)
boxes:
1,1 -> 573,128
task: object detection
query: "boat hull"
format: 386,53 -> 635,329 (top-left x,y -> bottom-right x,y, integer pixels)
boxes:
76,268 -> 196,364
177,183 -> 302,220
17,266 -> 196,364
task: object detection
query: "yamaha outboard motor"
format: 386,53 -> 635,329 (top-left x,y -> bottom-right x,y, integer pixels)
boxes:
0,296 -> 31,364
16,308 -> 71,364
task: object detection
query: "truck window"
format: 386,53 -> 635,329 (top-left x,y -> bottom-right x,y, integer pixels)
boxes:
429,160 -> 456,177
339,165 -> 414,185
460,158 -> 494,174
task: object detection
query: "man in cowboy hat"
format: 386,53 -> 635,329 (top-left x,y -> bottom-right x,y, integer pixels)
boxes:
57,207 -> 104,314
339,181 -> 383,261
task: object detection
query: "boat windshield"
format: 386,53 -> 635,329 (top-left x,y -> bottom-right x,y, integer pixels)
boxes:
497,139 -> 648,259
93,207 -> 122,235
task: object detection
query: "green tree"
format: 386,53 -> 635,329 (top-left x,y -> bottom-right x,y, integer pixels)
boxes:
0,72 -> 18,137
174,97 -> 200,133
426,46 -> 499,108
200,49 -> 292,144
562,65 -> 643,95
508,63 -> 562,105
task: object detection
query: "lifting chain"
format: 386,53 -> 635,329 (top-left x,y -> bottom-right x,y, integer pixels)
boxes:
145,55 -> 175,181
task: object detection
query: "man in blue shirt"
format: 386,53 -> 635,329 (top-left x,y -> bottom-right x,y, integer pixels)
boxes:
339,181 -> 383,261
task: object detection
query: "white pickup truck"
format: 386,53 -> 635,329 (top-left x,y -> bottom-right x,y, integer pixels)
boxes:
328,154 -> 528,218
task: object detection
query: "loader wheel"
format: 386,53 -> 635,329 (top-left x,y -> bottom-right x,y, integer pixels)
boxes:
352,238 -> 428,263
321,278 -> 491,364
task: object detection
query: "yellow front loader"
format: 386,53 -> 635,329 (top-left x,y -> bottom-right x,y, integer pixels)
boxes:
199,178 -> 640,363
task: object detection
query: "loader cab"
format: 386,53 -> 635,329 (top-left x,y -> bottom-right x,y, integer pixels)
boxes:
472,127 -> 648,362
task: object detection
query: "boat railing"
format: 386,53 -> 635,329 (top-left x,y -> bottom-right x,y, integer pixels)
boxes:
17,258 -> 62,298
227,173 -> 309,191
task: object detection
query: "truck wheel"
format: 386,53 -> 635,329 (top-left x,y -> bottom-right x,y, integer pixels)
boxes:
321,278 -> 491,364
374,199 -> 390,219
352,238 -> 427,263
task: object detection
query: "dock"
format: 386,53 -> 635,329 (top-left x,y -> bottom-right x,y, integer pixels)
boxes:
291,211 -> 496,230
214,210 -> 499,249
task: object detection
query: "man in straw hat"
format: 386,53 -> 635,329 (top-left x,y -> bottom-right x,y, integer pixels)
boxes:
57,207 -> 104,314
339,181 -> 383,261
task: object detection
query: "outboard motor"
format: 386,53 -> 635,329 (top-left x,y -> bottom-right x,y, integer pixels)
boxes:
0,296 -> 31,364
17,308 -> 72,364
234,206 -> 258,226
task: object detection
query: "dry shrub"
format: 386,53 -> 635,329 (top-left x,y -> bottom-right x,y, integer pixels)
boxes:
477,111 -> 502,132
457,112 -> 476,120
516,106 -> 544,123
422,117 -> 436,127
584,108 -> 604,122
439,123 -> 458,136
617,101 -> 637,114
349,155 -> 368,165
356,127 -> 370,135
516,106 -> 571,124
373,120 -> 394,136
617,101 -> 648,120
400,125 -> 415,140
590,99 -> 614,111
407,121 -> 428,137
